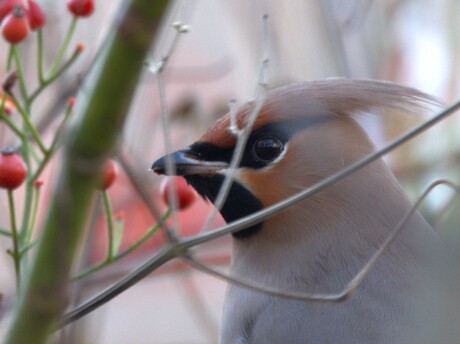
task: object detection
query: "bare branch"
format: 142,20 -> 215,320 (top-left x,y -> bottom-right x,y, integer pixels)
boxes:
58,99 -> 460,326
182,99 -> 460,247
199,14 -> 270,233
148,15 -> 191,242
183,179 -> 460,302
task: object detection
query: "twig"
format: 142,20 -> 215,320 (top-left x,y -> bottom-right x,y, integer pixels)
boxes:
58,97 -> 460,326
117,150 -> 174,234
434,191 -> 459,232
199,14 -> 270,233
7,190 -> 21,292
182,98 -> 460,247
183,179 -> 459,302
59,246 -> 178,328
149,19 -> 190,242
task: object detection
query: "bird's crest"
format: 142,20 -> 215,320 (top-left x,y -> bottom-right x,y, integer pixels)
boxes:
199,78 -> 440,148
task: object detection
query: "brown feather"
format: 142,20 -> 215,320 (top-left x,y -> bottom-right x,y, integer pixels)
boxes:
199,78 -> 440,148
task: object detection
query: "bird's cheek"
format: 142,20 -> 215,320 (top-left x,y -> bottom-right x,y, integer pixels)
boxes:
238,169 -> 287,207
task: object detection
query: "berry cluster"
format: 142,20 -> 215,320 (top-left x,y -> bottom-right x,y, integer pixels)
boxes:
0,0 -> 94,44
0,0 -> 101,292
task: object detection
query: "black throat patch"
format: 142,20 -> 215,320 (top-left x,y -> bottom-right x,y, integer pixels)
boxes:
184,174 -> 263,239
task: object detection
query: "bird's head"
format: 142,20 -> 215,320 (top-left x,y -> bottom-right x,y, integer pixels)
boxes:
152,79 -> 436,239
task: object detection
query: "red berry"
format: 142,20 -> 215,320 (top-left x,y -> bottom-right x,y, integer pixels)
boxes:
75,42 -> 84,52
98,159 -> 118,190
1,98 -> 14,115
66,0 -> 93,17
32,179 -> 43,187
0,148 -> 27,190
1,6 -> 30,44
0,0 -> 24,21
26,0 -> 45,30
67,96 -> 76,107
160,176 -> 196,210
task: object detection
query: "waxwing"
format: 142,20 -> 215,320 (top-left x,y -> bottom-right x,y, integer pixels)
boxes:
152,79 -> 443,343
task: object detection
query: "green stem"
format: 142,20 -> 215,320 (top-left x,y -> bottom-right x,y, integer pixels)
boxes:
23,184 -> 42,246
0,228 -> 12,237
0,114 -> 26,140
19,143 -> 33,243
29,47 -> 83,104
7,190 -> 21,292
8,94 -> 47,155
48,16 -> 78,77
116,209 -> 170,260
30,105 -> 73,182
6,45 -> 14,70
102,191 -> 115,259
11,46 -> 28,102
19,240 -> 38,256
5,2 -> 170,342
37,29 -> 45,85
0,93 -> 7,114
73,209 -> 170,281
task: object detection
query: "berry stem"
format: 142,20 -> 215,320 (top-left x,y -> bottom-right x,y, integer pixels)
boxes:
0,93 -> 7,114
37,29 -> 45,85
115,209 -> 170,260
0,114 -> 27,140
30,101 -> 73,181
48,16 -> 78,77
7,190 -> 21,292
7,45 -> 14,70
101,190 -> 115,260
11,46 -> 28,102
23,183 -> 42,246
29,45 -> 83,103
19,240 -> 38,256
8,94 -> 47,155
72,209 -> 170,281
0,228 -> 12,237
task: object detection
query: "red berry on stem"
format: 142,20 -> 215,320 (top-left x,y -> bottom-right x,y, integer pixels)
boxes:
98,159 -> 118,190
26,0 -> 45,30
0,148 -> 27,190
75,42 -> 84,52
1,6 -> 30,44
32,179 -> 43,187
67,96 -> 76,107
160,176 -> 196,210
66,0 -> 94,17
0,0 -> 24,21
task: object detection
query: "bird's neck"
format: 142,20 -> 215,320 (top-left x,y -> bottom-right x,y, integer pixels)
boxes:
229,168 -> 434,293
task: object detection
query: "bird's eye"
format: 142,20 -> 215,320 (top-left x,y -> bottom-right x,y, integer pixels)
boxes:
252,137 -> 284,163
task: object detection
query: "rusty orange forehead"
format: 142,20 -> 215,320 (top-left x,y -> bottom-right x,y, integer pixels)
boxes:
198,105 -> 277,148
197,78 -> 436,148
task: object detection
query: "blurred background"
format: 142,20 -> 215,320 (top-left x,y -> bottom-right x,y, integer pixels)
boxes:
1,0 -> 460,342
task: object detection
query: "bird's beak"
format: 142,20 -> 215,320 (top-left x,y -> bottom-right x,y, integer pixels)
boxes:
151,150 -> 229,176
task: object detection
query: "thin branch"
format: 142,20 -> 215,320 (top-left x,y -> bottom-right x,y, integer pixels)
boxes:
199,14 -> 270,233
59,98 -> 460,325
433,192 -> 459,232
183,179 -> 459,302
182,99 -> 460,247
59,246 -> 178,328
150,19 -> 190,242
117,150 -> 174,234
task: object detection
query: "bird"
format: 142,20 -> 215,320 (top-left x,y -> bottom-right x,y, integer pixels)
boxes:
151,78 -> 443,343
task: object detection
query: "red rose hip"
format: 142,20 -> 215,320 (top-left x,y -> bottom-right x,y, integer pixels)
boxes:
98,159 -> 118,190
0,148 -> 27,190
66,0 -> 94,17
26,0 -> 46,30
1,6 -> 30,44
0,0 -> 24,21
160,176 -> 196,210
